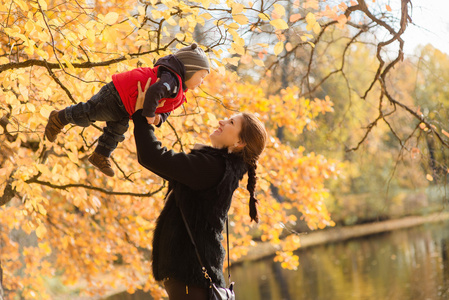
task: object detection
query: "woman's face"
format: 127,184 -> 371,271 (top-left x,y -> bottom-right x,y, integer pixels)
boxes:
210,114 -> 244,150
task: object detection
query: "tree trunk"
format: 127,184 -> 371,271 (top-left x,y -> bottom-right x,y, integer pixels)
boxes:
0,262 -> 4,300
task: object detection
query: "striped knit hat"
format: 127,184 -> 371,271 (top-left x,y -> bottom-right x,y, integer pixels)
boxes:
174,43 -> 210,81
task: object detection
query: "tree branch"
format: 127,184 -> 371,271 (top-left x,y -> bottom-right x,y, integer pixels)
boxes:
25,176 -> 166,198
0,49 -> 159,74
0,169 -> 17,207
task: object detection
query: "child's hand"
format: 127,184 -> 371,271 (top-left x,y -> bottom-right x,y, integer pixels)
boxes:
145,116 -> 155,124
154,114 -> 161,125
145,114 -> 161,125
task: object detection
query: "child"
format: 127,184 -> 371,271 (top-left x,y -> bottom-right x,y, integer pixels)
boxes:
44,43 -> 210,177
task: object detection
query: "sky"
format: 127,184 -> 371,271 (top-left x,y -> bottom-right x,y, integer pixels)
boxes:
401,0 -> 449,55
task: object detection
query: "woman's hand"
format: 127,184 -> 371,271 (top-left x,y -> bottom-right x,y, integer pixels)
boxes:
137,78 -> 163,124
136,78 -> 151,111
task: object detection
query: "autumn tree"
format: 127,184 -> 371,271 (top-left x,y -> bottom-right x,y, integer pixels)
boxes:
0,0 -> 340,298
1,0 -> 438,299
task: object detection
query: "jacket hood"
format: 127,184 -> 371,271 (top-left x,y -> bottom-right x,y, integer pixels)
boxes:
155,55 -> 187,90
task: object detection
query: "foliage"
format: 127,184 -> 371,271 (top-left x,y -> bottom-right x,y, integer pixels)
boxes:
0,0 -> 346,298
3,0 -> 443,298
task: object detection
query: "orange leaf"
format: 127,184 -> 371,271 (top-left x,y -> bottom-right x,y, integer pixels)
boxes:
442,129 -> 449,138
411,147 -> 420,159
289,13 -> 302,23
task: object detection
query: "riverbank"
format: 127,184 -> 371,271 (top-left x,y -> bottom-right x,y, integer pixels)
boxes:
54,211 -> 449,299
238,211 -> 449,263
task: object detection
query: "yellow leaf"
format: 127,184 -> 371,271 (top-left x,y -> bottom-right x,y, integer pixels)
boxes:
36,223 -> 47,238
14,0 -> 28,11
91,196 -> 102,209
254,59 -> 265,67
302,33 -> 313,39
233,14 -> 249,25
217,65 -> 226,76
152,10 -> 163,19
87,29 -> 96,43
274,41 -> 284,56
38,242 -> 52,255
175,33 -> 185,40
38,0 -> 47,10
206,112 -> 218,127
306,12 -> 316,26
233,32 -> 244,45
25,20 -> 35,33
36,163 -> 50,175
128,16 -> 140,27
26,103 -> 36,113
36,48 -> 48,59
226,22 -> 240,30
273,3 -> 286,17
386,5 -> 392,11
201,0 -> 211,9
231,3 -> 244,14
19,84 -> 29,101
67,144 -> 79,164
37,204 -> 47,216
426,174 -> 433,181
200,13 -> 213,20
62,58 -> 76,73
40,105 -> 53,118
104,12 -> 119,25
258,13 -> 270,21
270,19 -> 289,30
313,22 -> 321,34
166,17 -> 177,26
224,57 -> 239,66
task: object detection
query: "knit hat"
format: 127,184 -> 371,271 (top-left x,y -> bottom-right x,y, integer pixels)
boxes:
174,43 -> 210,81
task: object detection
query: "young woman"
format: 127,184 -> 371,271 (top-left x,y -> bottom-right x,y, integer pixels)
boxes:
133,79 -> 267,299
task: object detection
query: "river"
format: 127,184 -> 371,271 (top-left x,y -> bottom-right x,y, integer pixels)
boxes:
105,220 -> 449,300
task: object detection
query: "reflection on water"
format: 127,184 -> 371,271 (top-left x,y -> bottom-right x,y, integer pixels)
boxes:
106,220 -> 449,300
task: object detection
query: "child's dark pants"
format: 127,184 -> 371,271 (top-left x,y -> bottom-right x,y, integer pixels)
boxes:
64,82 -> 129,157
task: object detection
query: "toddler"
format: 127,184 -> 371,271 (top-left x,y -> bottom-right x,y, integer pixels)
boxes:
45,43 -> 210,177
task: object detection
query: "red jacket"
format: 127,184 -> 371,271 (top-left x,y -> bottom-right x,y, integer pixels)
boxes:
112,65 -> 186,117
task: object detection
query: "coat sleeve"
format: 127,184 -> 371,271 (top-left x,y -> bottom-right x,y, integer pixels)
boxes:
155,111 -> 171,127
142,71 -> 178,118
132,110 -> 225,190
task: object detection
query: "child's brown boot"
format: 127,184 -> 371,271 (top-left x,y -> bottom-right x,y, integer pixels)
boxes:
45,110 -> 65,142
88,152 -> 115,177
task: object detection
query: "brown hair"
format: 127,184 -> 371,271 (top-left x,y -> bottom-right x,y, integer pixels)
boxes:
238,113 -> 267,223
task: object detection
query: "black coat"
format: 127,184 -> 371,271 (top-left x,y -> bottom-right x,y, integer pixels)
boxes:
132,110 -> 247,288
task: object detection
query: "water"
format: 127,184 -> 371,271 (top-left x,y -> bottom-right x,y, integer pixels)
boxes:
106,220 -> 449,300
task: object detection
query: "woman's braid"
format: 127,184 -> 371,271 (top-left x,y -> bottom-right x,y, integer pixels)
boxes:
238,113 -> 267,223
247,160 -> 259,223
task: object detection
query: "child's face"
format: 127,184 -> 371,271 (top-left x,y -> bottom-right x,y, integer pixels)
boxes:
185,69 -> 209,90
